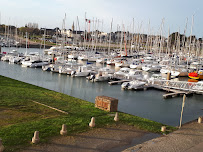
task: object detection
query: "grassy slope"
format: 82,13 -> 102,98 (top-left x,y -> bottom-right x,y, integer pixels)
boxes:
0,75 -> 176,151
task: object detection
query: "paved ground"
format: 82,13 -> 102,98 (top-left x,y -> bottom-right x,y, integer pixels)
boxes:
20,120 -> 203,152
20,124 -> 159,152
124,120 -> 203,152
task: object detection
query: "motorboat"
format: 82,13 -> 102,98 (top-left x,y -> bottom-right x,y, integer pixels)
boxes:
192,81 -> 203,91
68,51 -> 78,59
129,59 -> 142,69
171,65 -> 188,77
115,59 -> 130,67
93,67 -> 114,82
188,70 -> 203,80
106,58 -> 116,65
21,55 -> 41,67
125,69 -> 143,80
121,80 -> 146,90
114,67 -> 130,78
148,74 -> 166,84
30,61 -> 49,68
96,58 -> 107,64
9,56 -> 24,64
71,65 -> 94,77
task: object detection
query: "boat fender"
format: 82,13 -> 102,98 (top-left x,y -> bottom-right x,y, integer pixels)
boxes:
90,75 -> 95,80
71,71 -> 76,75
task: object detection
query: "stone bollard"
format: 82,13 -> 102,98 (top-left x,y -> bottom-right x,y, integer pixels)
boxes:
198,117 -> 202,124
161,126 -> 166,132
60,124 -> 67,135
89,117 -> 95,127
114,112 -> 119,121
0,138 -> 4,152
32,131 -> 40,144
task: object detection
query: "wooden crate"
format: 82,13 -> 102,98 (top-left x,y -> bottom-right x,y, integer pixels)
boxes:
95,96 -> 118,112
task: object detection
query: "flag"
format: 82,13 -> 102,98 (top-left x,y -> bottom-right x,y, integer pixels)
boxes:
86,19 -> 91,23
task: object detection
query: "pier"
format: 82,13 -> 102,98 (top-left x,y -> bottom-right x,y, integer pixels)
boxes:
152,80 -> 203,95
108,78 -> 201,98
162,91 -> 193,98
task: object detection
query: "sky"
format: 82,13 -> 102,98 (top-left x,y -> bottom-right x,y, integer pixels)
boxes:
0,0 -> 203,38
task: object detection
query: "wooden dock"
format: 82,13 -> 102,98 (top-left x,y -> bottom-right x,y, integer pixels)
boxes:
147,84 -> 194,98
163,91 -> 193,98
153,86 -> 193,98
108,80 -> 130,85
163,92 -> 182,98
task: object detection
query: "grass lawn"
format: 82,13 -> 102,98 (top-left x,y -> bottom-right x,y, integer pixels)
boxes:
0,75 -> 176,151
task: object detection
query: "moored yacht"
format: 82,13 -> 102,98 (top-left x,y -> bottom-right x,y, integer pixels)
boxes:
121,80 -> 146,90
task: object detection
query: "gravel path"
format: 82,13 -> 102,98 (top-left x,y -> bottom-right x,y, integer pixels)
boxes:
123,121 -> 203,152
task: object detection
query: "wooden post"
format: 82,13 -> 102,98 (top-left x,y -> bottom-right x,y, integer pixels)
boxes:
167,72 -> 171,80
179,94 -> 186,128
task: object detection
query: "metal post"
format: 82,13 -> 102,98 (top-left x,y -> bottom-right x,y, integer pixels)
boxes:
179,94 -> 186,128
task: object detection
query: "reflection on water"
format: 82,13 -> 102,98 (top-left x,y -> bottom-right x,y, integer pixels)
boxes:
0,47 -> 203,126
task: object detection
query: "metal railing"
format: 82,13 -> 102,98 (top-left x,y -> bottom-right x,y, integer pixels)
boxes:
153,80 -> 203,93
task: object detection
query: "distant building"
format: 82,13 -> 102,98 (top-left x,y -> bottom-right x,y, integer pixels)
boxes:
40,28 -> 59,36
61,23 -> 84,43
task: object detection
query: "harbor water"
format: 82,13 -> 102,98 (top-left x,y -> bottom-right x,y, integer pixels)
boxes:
0,47 -> 203,126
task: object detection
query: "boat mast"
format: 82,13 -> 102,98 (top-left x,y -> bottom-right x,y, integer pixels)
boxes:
108,18 -> 113,56
123,25 -> 127,56
159,18 -> 164,60
95,19 -> 99,52
145,20 -> 150,54
120,23 -> 123,54
25,32 -> 28,56
91,17 -> 94,53
182,18 -> 188,55
188,15 -> 194,68
99,20 -> 103,51
167,27 -> 170,56
84,12 -> 87,50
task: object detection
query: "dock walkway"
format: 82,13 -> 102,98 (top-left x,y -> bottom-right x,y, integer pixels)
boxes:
153,80 -> 203,94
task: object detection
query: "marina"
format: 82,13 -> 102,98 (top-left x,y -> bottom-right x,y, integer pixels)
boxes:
0,1 -> 203,151
0,47 -> 202,127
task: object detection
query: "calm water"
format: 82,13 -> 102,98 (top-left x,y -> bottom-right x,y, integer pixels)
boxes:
0,47 -> 203,126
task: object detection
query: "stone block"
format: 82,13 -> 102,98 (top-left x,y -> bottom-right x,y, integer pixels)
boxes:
95,96 -> 118,112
